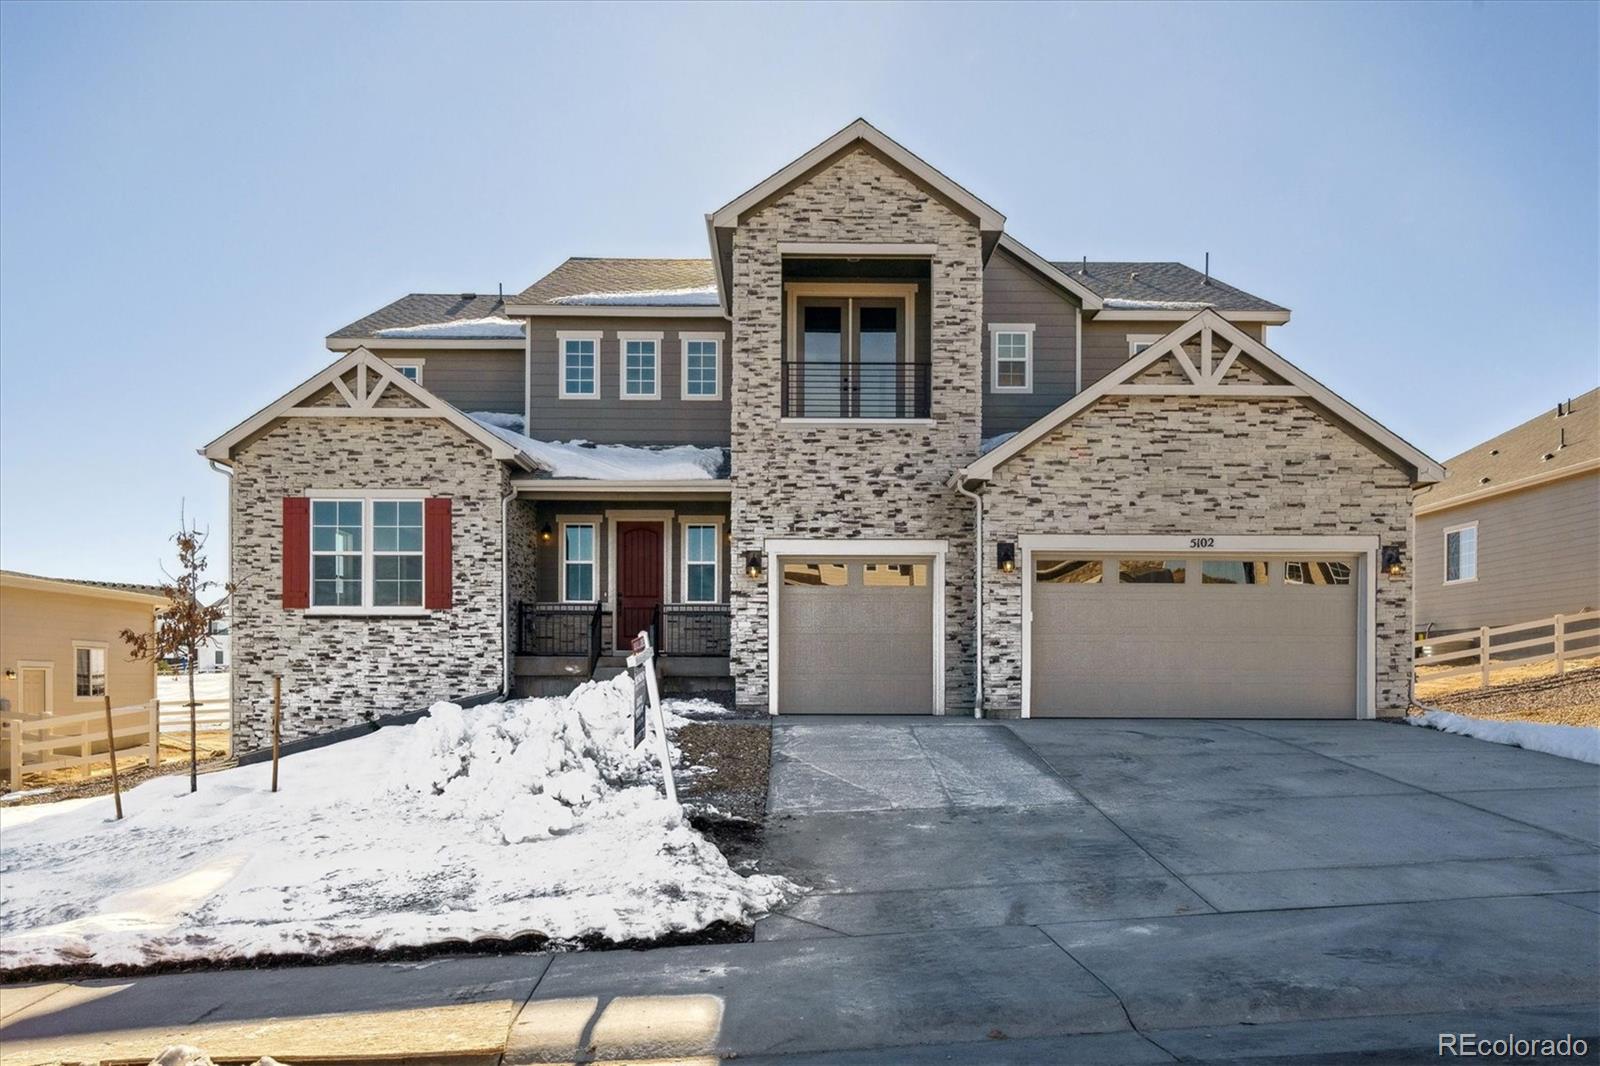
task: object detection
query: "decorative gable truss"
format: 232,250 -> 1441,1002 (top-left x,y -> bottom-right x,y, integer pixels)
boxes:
959,309 -> 1444,485
202,347 -> 537,469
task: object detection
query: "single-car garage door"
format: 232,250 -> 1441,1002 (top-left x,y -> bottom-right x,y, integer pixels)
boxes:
1030,554 -> 1359,718
777,558 -> 935,714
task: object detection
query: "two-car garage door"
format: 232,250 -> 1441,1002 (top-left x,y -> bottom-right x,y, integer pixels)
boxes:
1029,551 -> 1362,718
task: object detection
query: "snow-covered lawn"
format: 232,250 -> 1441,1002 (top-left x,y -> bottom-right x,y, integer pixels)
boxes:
156,672 -> 230,705
0,678 -> 790,971
1409,708 -> 1600,765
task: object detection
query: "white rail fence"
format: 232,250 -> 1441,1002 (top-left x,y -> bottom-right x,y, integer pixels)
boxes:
158,699 -> 231,732
1415,609 -> 1600,692
2,700 -> 160,786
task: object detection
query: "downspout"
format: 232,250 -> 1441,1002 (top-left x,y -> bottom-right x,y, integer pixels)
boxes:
955,477 -> 984,718
500,482 -> 517,700
206,458 -> 235,737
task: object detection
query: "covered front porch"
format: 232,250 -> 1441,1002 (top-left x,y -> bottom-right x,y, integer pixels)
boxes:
508,480 -> 733,698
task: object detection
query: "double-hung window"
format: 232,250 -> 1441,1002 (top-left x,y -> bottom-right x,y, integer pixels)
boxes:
683,522 -> 720,603
1444,523 -> 1478,584
311,499 -> 425,609
619,332 -> 661,399
990,324 -> 1034,392
559,332 -> 600,399
681,334 -> 722,400
562,522 -> 597,602
73,642 -> 106,700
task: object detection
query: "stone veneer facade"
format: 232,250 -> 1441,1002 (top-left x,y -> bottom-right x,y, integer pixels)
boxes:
977,387 -> 1415,716
229,415 -> 509,752
728,146 -> 984,713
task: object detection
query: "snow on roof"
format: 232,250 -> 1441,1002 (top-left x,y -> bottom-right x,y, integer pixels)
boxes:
469,413 -> 725,480
374,316 -> 525,339
1102,298 -> 1213,311
548,286 -> 721,307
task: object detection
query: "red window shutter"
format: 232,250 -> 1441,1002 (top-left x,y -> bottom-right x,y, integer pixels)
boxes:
282,497 -> 310,609
425,497 -> 453,610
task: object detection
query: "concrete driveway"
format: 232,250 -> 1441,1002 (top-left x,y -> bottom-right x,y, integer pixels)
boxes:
516,716 -> 1599,1063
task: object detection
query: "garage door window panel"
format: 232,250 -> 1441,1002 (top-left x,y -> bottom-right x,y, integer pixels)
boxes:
1284,560 -> 1352,586
1036,558 -> 1103,584
1119,559 -> 1189,584
783,561 -> 849,587
863,562 -> 928,587
1200,560 -> 1269,585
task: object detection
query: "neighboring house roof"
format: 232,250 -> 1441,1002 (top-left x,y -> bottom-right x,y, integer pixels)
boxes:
1,569 -> 166,604
958,309 -> 1444,486
1059,260 -> 1288,316
504,259 -> 721,315
327,293 -> 520,347
202,349 -> 538,470
1414,386 -> 1599,516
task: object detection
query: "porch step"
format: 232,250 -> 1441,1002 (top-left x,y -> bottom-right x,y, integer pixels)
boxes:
593,665 -> 627,681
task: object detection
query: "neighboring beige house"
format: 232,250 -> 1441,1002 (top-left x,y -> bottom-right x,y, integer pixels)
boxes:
1413,387 -> 1600,635
0,571 -> 164,723
203,119 -> 1445,750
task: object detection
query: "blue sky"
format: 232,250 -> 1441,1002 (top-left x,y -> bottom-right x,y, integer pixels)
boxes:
1,1 -> 1595,583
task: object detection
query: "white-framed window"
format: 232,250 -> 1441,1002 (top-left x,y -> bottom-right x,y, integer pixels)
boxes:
680,333 -> 723,401
618,332 -> 662,399
310,497 -> 426,610
391,361 -> 423,384
561,520 -> 597,602
1444,522 -> 1478,584
1128,335 -> 1162,358
989,323 -> 1034,393
214,649 -> 225,667
680,517 -> 723,603
558,331 -> 601,399
72,641 -> 106,700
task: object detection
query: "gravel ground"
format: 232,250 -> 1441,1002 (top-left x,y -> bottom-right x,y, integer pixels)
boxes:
1415,665 -> 1600,728
1,735 -> 232,806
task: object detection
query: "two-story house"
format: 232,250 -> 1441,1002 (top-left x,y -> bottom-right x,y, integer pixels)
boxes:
203,120 -> 1444,751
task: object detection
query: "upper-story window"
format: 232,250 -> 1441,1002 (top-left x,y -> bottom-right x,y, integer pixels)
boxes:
1128,335 -> 1161,358
681,334 -> 723,401
392,362 -> 422,384
1444,523 -> 1478,584
620,332 -> 662,400
784,283 -> 925,420
559,331 -> 601,399
989,324 -> 1034,393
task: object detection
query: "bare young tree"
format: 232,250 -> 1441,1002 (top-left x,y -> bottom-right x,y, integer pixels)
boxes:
122,512 -> 230,793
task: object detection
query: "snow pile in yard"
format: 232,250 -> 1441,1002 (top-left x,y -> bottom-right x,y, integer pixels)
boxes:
0,679 -> 790,970
550,286 -> 719,307
1410,709 -> 1600,765
469,412 -> 725,480
374,316 -> 524,339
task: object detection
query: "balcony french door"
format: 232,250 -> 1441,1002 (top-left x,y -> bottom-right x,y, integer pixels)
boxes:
788,297 -> 924,419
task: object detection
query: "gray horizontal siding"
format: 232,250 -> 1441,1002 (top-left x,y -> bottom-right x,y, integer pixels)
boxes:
369,349 -> 524,415
981,249 -> 1079,436
1414,472 -> 1600,632
526,315 -> 731,446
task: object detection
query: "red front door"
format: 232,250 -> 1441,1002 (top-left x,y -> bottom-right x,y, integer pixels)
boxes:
616,521 -> 663,649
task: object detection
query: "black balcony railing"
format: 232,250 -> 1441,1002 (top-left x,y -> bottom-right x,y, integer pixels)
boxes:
657,603 -> 732,657
781,360 -> 931,419
517,602 -> 604,671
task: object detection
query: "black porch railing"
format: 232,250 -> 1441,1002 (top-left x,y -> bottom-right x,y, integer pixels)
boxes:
656,603 -> 732,657
517,602 -> 603,671
780,360 -> 931,419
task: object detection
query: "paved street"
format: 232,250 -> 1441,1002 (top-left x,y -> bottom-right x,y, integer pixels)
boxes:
3,717 -> 1597,1064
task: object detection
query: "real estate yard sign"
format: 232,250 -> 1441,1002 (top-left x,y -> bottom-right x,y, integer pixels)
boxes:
627,631 -> 677,804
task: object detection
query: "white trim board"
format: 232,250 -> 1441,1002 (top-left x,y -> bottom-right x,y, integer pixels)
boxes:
957,309 -> 1444,486
995,234 -> 1104,310
762,537 -> 948,717
201,348 -> 536,470
326,338 -> 525,351
1016,533 -> 1378,721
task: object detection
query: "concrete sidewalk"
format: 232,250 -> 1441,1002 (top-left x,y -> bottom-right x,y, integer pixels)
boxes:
3,717 -> 1597,1065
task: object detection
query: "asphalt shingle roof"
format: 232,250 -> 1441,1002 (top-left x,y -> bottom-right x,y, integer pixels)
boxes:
511,258 -> 720,307
1414,387 -> 1598,510
1,569 -> 165,598
328,293 -> 514,340
1053,261 -> 1287,313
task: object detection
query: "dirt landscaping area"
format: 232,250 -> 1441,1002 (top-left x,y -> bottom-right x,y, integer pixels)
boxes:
1415,663 -> 1600,728
0,731 -> 232,805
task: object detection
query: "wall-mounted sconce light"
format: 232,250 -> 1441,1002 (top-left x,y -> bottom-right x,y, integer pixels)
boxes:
997,541 -> 1017,574
539,523 -> 554,545
3,669 -> 14,681
744,552 -> 765,579
1381,545 -> 1405,578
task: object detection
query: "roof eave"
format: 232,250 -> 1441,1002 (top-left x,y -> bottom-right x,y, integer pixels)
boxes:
1091,308 -> 1292,324
995,234 -> 1103,310
503,303 -> 729,319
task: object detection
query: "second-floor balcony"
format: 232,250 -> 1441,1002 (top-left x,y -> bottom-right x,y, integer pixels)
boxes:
781,360 -> 931,420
